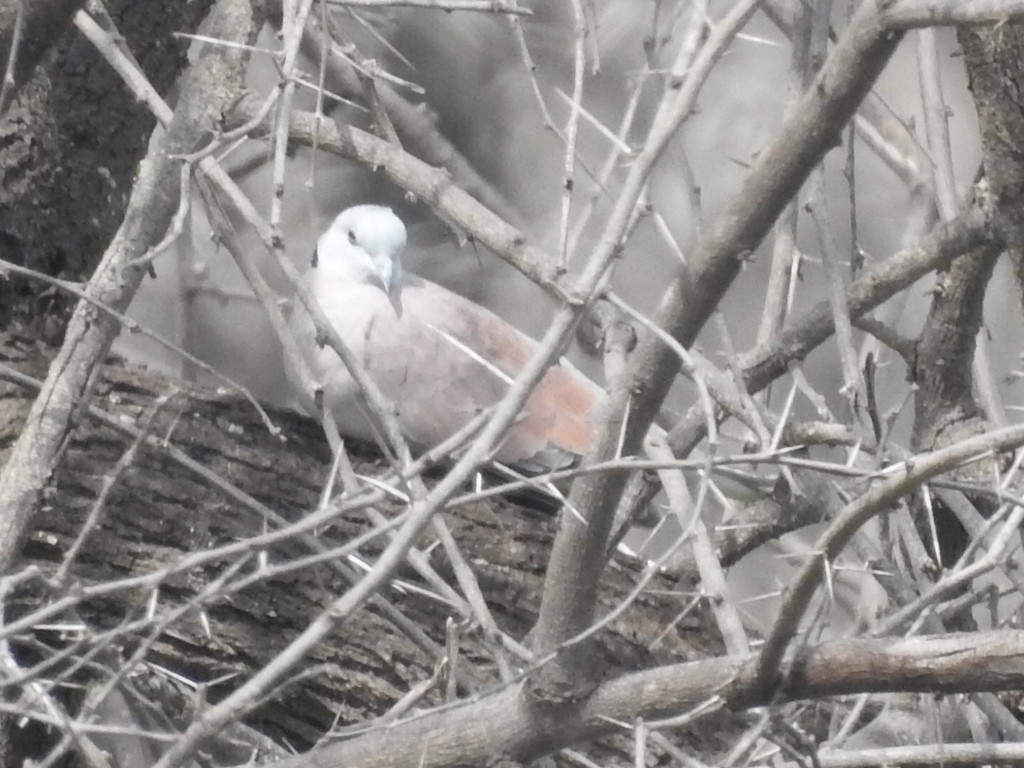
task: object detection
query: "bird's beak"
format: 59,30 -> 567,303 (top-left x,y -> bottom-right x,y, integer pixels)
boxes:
376,256 -> 403,317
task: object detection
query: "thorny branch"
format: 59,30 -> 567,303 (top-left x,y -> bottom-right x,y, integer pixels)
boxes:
6,0 -> 1024,766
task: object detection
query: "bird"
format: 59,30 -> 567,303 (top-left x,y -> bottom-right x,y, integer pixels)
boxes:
286,204 -> 607,474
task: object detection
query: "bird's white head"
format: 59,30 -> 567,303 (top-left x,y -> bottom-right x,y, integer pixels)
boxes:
315,205 -> 408,309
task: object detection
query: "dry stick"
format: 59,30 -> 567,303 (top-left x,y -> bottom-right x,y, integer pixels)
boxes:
564,1 -> 666,262
286,0 -> 519,227
0,0 -> 23,114
668,204 -> 995,457
755,0 -> 809,357
73,6 -> 172,125
0,0 -> 259,574
528,0 -> 766,681
884,0 -> 1024,27
322,0 -> 529,14
268,0 -> 314,243
756,423 -> 1024,694
811,742 -> 1024,768
78,0 -> 472,677
916,29 -> 957,220
0,255 -> 279,434
555,0 -> 587,270
629,0 -> 710,258
0,361 -> 466,697
807,167 -> 867,415
647,432 -> 749,656
267,629 -> 1024,768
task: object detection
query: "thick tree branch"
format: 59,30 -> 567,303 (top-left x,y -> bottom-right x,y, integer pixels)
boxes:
961,22 -> 1024,331
756,423 -> 1024,693
273,630 -> 1024,768
528,0 -> 766,698
0,334 -> 724,767
660,146 -> 993,459
885,0 -> 1024,28
519,2 -> 908,697
0,0 -> 260,570
897,20 -> 1024,563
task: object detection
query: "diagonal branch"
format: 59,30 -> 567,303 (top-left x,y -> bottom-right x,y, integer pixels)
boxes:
227,94 -> 564,294
0,0 -> 85,113
267,629 -> 1024,768
666,201 -> 996,457
528,0 -> 766,696
0,0 -> 262,573
755,423 -> 1024,695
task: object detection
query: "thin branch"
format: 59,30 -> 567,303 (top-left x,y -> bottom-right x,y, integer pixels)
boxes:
883,0 -> 1024,28
756,423 -> 1024,695
668,202 -> 996,457
322,0 -> 530,13
266,630 -> 1024,768
0,0 -> 84,114
227,94 -> 566,295
529,0 -> 767,688
0,0 -> 22,114
0,0 -> 260,572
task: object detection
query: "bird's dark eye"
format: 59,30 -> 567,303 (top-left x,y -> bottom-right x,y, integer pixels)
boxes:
347,230 -> 357,245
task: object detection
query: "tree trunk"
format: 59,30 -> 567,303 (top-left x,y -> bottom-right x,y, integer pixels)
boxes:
0,332 -> 735,764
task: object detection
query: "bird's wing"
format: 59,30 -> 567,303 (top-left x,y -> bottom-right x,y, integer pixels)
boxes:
364,277 -> 605,470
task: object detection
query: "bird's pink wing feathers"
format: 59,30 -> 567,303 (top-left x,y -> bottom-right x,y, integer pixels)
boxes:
362,277 -> 604,470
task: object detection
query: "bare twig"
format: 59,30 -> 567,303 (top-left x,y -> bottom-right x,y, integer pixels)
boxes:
756,423 -> 1024,695
530,0 -> 766,689
0,0 -> 23,114
0,0 -> 260,572
669,203 -> 995,457
266,630 -> 1024,768
323,0 -> 529,13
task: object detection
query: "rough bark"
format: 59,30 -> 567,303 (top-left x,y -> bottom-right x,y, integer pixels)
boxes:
0,0 -> 214,332
0,0 -> 86,110
906,21 -> 1024,565
0,332 -> 730,764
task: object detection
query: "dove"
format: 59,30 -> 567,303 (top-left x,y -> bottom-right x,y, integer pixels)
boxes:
286,205 -> 606,473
